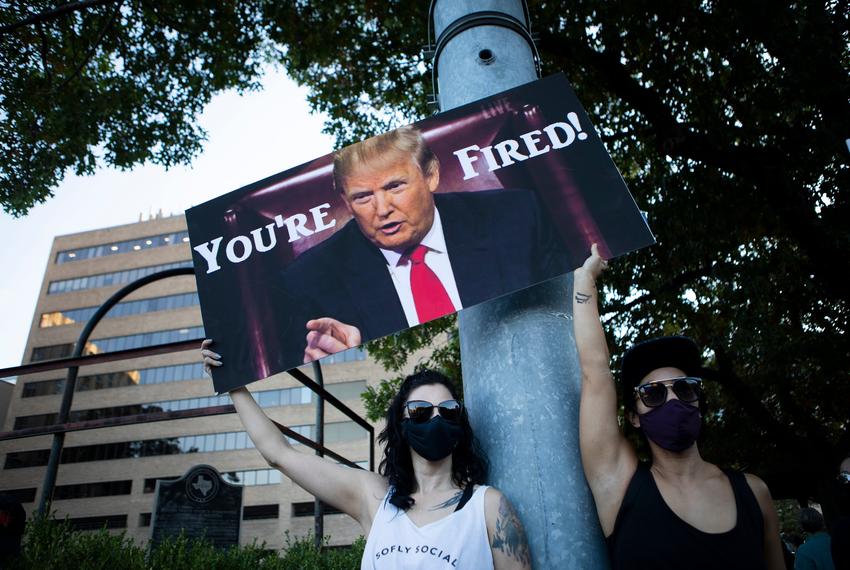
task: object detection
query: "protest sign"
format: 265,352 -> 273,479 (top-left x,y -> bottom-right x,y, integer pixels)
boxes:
186,73 -> 654,392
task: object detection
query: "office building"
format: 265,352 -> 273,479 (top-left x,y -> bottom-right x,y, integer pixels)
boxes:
0,213 -> 387,548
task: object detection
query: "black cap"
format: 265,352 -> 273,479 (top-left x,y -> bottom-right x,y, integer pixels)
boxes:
621,336 -> 702,410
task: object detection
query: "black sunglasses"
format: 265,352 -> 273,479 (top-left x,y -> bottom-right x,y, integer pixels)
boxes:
404,399 -> 463,424
839,472 -> 850,485
634,377 -> 702,408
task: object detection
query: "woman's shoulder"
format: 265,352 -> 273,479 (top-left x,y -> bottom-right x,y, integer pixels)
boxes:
741,472 -> 773,506
483,487 -> 518,527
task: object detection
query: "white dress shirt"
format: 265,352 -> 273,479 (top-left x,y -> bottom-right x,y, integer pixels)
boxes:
379,208 -> 463,326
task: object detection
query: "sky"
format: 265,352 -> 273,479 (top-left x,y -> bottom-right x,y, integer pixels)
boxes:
0,68 -> 335,375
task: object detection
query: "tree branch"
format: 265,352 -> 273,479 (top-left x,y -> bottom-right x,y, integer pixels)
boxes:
705,344 -> 830,461
46,0 -> 124,95
35,22 -> 53,88
602,263 -> 725,317
0,0 -> 118,35
540,29 -> 850,301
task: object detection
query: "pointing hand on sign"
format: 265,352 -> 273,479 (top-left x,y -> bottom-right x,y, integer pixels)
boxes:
304,318 -> 362,362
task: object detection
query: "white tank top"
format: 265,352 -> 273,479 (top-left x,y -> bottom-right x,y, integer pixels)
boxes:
361,485 -> 494,570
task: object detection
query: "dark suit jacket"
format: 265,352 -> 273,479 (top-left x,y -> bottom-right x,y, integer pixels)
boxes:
273,189 -> 577,367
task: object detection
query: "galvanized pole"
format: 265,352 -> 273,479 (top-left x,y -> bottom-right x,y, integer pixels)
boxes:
431,1 -> 609,567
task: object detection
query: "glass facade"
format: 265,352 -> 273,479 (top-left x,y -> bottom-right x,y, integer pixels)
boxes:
30,326 -> 205,362
4,422 -> 365,469
40,292 -> 200,328
68,514 -> 127,530
321,347 -> 367,364
47,261 -> 193,295
22,363 -> 206,398
143,469 -> 283,493
292,501 -> 343,517
15,381 -> 365,429
56,230 -> 190,264
223,468 -> 283,487
243,504 -> 279,520
0,488 -> 36,503
54,480 -> 132,500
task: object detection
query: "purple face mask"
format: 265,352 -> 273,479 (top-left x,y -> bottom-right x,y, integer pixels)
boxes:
638,399 -> 701,452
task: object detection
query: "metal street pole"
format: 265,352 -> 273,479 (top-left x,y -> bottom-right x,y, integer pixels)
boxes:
430,1 -> 609,567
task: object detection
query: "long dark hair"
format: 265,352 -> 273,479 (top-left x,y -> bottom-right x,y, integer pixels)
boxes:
377,369 -> 488,510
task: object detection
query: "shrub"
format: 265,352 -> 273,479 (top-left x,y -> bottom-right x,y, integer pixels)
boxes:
8,515 -> 364,570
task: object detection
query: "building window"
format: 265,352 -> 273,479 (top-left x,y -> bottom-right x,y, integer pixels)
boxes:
223,469 -> 282,487
4,422 -> 364,469
0,488 -> 37,503
138,513 -> 152,527
22,363 -> 206,398
325,380 -> 367,401
321,347 -> 367,364
56,231 -> 189,264
243,504 -> 279,520
67,515 -> 127,531
324,421 -> 367,444
143,471 -> 283,492
47,261 -> 193,295
16,385 -> 312,428
291,501 -> 343,517
143,477 -> 178,493
54,480 -> 132,500
28,344 -> 73,362
3,449 -> 50,469
30,326 -> 205,362
40,292 -> 200,328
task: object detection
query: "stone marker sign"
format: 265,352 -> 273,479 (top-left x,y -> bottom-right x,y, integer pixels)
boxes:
151,464 -> 242,548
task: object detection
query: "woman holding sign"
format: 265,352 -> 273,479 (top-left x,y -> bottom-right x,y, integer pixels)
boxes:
201,342 -> 531,570
572,245 -> 784,569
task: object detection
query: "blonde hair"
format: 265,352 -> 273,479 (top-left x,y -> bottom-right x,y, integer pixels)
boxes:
333,126 -> 439,193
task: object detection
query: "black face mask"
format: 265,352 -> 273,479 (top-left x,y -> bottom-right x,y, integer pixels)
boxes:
402,416 -> 463,461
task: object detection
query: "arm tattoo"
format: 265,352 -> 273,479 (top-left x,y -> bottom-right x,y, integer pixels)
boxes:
492,495 -> 531,567
430,491 -> 463,511
575,291 -> 592,304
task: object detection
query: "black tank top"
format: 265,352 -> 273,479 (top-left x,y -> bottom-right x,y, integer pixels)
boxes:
606,463 -> 766,570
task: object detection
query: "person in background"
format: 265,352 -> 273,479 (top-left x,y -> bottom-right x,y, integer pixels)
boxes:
572,244 -> 785,569
0,493 -> 25,565
832,456 -> 850,570
795,508 -> 834,570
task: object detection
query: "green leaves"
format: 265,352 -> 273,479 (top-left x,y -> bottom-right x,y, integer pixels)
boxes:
362,313 -> 459,422
0,1 -> 265,216
3,0 -> 847,505
10,515 -> 365,569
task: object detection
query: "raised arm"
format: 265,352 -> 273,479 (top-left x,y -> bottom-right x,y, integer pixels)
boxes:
573,245 -> 637,534
201,340 -> 385,530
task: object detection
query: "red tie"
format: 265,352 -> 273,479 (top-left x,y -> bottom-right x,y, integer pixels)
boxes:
409,245 -> 455,323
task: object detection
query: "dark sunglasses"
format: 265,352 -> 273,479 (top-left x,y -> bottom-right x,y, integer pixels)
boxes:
634,377 -> 702,408
839,472 -> 850,485
404,399 -> 463,424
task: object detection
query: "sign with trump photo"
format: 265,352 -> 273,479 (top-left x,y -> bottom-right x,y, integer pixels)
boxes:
186,73 -> 655,393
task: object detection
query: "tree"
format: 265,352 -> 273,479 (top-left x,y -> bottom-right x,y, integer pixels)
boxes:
277,0 -> 850,517
3,0 -> 847,516
0,0 -> 269,216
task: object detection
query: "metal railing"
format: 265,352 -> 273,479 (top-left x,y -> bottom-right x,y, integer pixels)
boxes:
0,268 -> 375,538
